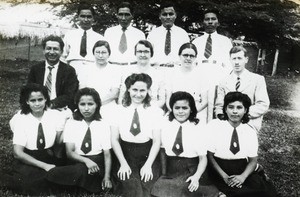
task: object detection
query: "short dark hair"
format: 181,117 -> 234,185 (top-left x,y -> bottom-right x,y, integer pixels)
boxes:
160,1 -> 176,12
229,46 -> 248,57
178,42 -> 198,57
117,2 -> 133,15
92,40 -> 111,55
77,3 -> 96,16
73,87 -> 102,121
168,91 -> 199,124
42,35 -> 64,50
20,83 -> 50,115
222,91 -> 251,123
122,73 -> 152,108
134,40 -> 154,57
203,8 -> 219,20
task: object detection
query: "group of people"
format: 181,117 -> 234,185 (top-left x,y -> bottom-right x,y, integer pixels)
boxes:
2,1 -> 277,197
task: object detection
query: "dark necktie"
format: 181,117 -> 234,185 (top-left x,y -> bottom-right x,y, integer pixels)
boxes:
81,127 -> 92,154
230,128 -> 240,154
172,125 -> 184,156
45,66 -> 54,97
204,34 -> 212,59
236,77 -> 241,91
37,123 -> 46,150
129,109 -> 141,136
119,28 -> 127,54
80,30 -> 87,57
164,28 -> 171,55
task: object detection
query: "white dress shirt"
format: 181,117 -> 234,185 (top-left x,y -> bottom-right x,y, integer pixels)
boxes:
192,31 -> 232,71
104,25 -> 145,64
161,119 -> 208,158
147,25 -> 190,65
206,119 -> 258,159
64,119 -> 111,156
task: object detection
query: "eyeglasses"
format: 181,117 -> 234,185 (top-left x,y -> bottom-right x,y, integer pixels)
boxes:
117,13 -> 132,18
136,50 -> 150,54
182,54 -> 196,58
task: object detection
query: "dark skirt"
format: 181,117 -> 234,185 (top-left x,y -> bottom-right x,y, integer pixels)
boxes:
112,139 -> 160,197
10,148 -> 62,195
151,156 -> 219,197
208,157 -> 277,197
46,153 -> 105,193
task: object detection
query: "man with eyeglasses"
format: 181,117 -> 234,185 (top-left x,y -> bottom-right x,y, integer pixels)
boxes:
61,3 -> 105,85
147,2 -> 190,67
104,2 -> 145,66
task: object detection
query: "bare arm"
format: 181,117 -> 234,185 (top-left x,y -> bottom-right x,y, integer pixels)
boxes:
186,155 -> 207,192
207,151 -> 230,184
13,144 -> 55,171
195,90 -> 208,113
102,149 -> 112,189
101,88 -> 120,105
110,125 -> 131,180
65,142 -> 99,174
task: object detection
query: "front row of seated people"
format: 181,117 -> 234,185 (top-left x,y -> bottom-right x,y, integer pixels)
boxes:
5,72 -> 276,196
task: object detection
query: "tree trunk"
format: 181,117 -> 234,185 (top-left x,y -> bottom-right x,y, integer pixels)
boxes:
271,49 -> 280,76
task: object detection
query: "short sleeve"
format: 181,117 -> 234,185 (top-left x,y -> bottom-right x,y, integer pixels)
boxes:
12,117 -> 27,146
245,127 -> 259,157
204,120 -> 218,153
63,120 -> 76,143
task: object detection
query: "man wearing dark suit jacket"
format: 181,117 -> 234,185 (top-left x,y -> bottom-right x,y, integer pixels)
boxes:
28,35 -> 78,111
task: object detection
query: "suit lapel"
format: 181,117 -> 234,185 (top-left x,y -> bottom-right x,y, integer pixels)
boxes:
37,62 -> 46,85
55,61 -> 64,95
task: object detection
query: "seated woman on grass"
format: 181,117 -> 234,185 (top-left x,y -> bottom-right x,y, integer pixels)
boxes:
8,83 -> 67,195
46,87 -> 112,194
151,91 -> 219,197
206,91 -> 277,197
111,73 -> 163,197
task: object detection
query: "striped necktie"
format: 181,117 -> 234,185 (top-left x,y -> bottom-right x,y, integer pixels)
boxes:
204,34 -> 212,59
45,66 -> 54,97
236,77 -> 241,91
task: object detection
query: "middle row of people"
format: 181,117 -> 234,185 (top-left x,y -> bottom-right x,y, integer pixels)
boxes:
78,39 -> 218,124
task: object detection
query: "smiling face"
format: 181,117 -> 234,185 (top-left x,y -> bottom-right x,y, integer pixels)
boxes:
128,81 -> 149,105
230,51 -> 248,75
43,41 -> 62,66
94,46 -> 110,66
225,101 -> 246,126
203,12 -> 219,34
27,91 -> 46,117
78,9 -> 94,30
172,100 -> 191,123
135,43 -> 151,66
159,6 -> 177,29
78,95 -> 97,122
117,7 -> 133,29
179,48 -> 197,68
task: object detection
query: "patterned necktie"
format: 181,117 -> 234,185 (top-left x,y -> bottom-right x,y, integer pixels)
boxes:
119,28 -> 127,53
37,123 -> 46,150
45,66 -> 54,97
129,109 -> 141,136
236,77 -> 241,91
229,128 -> 240,154
164,28 -> 171,55
81,127 -> 92,154
80,30 -> 87,57
204,34 -> 212,59
172,125 -> 184,156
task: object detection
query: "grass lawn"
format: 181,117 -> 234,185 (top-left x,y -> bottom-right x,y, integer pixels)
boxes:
0,60 -> 299,197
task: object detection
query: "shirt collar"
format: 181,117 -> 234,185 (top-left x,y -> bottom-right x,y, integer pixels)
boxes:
232,69 -> 249,79
45,61 -> 59,69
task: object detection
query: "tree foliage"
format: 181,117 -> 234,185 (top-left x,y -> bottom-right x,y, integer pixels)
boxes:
60,0 -> 300,49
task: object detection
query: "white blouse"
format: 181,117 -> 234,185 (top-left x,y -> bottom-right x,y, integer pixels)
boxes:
206,119 -> 258,159
161,119 -> 208,158
64,119 -> 111,156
